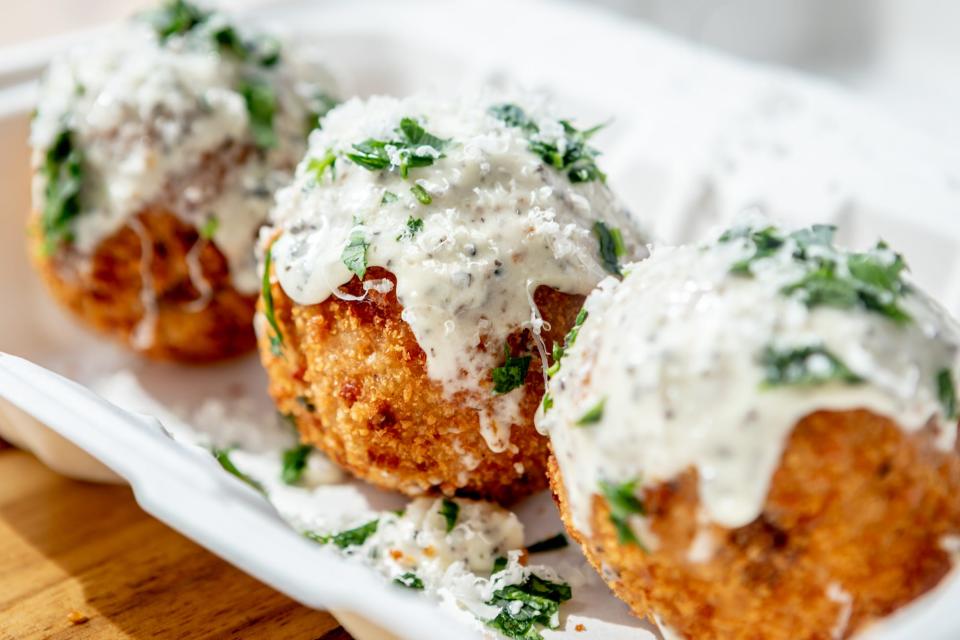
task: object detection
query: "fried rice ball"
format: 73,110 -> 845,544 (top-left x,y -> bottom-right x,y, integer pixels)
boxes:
259,266 -> 584,503
538,222 -> 960,638
257,94 -> 649,502
30,208 -> 256,362
550,410 -> 960,640
28,1 -> 336,362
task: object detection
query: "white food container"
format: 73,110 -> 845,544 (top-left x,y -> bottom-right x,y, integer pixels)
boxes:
1,1 -> 959,638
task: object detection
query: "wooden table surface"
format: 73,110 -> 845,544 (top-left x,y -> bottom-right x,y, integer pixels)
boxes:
0,443 -> 352,639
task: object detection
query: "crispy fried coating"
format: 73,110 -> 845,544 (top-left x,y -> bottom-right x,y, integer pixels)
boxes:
30,208 -> 256,362
550,410 -> 960,640
258,266 -> 584,503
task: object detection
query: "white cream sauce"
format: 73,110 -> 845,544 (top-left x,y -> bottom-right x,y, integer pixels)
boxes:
269,93 -> 648,450
539,219 -> 960,537
31,8 -> 337,294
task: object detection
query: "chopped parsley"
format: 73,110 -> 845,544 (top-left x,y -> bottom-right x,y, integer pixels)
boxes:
399,216 -> 424,241
341,227 -> 369,279
485,574 -> 572,640
212,25 -> 247,59
306,92 -> 339,133
199,216 -> 218,240
280,443 -> 313,485
238,78 -> 277,150
489,103 -> 607,183
593,221 -> 625,276
410,183 -> 432,204
541,392 -> 554,412
492,556 -> 508,574
526,533 -> 568,554
599,479 -> 646,547
40,129 -> 84,252
547,308 -> 587,379
345,116 -> 448,178
296,395 -> 316,412
720,223 -> 912,324
393,572 -> 424,590
937,368 -> 957,420
307,150 -> 337,183
761,345 -> 861,387
576,398 -> 605,426
261,244 -> 284,356
148,0 -> 208,42
305,519 -> 379,549
439,499 -> 459,532
492,345 -> 532,394
381,190 -> 399,205
212,448 -> 264,494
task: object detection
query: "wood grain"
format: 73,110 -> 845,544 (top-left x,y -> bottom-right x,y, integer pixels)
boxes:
0,449 -> 350,639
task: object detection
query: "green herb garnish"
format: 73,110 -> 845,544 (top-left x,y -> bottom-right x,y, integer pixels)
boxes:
489,103 -> 607,183
213,448 -> 264,494
306,93 -> 339,133
492,345 -> 532,394
149,0 -> 208,42
381,190 -> 399,205
526,533 -> 568,554
307,150 -> 337,183
238,78 -> 277,149
305,519 -> 379,549
199,216 -> 218,240
438,498 -> 460,532
410,183 -> 432,205
485,574 -> 572,640
346,117 -> 448,178
547,308 -> 587,379
937,368 -> 957,420
761,345 -> 862,387
719,223 -> 912,324
405,216 -> 423,236
212,25 -> 247,58
261,244 -> 284,356
599,479 -> 646,547
593,221 -> 625,276
541,392 -> 553,412
394,572 -> 424,590
576,398 -> 605,426
492,556 -> 508,574
341,227 -> 369,280
40,129 -> 84,252
280,443 -> 312,485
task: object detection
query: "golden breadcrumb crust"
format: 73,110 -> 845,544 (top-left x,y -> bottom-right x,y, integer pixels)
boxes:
258,266 -> 584,503
30,209 -> 256,362
549,410 -> 960,640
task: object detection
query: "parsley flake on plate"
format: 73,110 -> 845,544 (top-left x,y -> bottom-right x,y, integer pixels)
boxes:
305,519 -> 379,549
485,574 -> 572,640
439,499 -> 460,532
280,443 -> 313,485
393,572 -> 424,590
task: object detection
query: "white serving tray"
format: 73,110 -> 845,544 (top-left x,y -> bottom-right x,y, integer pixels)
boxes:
2,1 -> 960,638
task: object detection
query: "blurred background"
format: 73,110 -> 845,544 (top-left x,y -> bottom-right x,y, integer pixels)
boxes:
4,0 -> 958,145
